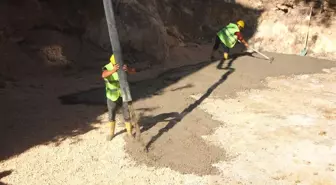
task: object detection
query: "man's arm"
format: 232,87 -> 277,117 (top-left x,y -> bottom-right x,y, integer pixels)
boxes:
123,65 -> 137,74
102,64 -> 119,78
235,32 -> 249,48
127,68 -> 136,74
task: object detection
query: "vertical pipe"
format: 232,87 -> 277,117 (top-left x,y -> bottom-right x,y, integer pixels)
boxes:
102,0 -> 132,102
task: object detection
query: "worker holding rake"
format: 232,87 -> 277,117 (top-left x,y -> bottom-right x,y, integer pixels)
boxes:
210,20 -> 249,61
102,54 -> 136,141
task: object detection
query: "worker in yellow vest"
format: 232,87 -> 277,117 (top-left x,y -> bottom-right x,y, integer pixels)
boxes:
210,20 -> 249,61
102,54 -> 136,141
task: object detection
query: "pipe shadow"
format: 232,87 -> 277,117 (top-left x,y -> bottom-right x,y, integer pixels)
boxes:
141,68 -> 235,151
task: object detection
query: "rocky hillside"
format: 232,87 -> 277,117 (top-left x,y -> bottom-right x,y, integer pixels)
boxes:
0,0 -> 335,82
245,0 -> 336,60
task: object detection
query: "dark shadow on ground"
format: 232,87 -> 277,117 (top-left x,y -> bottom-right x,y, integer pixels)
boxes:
139,68 -> 235,150
170,83 -> 194,91
216,52 -> 254,70
59,61 -> 212,105
0,1 -> 263,163
0,86 -> 106,161
0,170 -> 12,185
113,112 -> 180,138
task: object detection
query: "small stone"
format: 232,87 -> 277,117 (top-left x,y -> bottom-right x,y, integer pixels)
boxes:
318,131 -> 327,136
326,167 -> 334,172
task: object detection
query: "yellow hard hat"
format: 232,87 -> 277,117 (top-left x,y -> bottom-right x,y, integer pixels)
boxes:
110,54 -> 116,65
237,20 -> 245,29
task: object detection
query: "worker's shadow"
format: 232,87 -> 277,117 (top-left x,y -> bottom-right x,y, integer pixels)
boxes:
113,112 -> 180,138
137,68 -> 235,151
0,170 -> 13,185
216,52 -> 253,70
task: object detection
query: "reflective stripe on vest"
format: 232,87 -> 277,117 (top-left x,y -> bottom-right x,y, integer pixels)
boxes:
104,62 -> 121,101
217,23 -> 240,48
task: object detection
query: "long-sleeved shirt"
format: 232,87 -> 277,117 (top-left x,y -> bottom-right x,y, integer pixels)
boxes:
235,32 -> 244,42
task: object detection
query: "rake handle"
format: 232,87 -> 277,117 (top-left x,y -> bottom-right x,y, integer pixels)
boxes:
304,6 -> 313,48
251,48 -> 271,60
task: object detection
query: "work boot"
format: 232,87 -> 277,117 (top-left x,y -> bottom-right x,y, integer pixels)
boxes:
125,122 -> 133,137
106,121 -> 116,141
223,52 -> 229,60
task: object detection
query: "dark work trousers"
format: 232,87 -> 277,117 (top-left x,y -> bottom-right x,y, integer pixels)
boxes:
107,97 -> 131,122
213,35 -> 230,53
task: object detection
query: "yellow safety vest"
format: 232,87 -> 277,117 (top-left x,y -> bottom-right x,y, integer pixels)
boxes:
103,57 -> 121,101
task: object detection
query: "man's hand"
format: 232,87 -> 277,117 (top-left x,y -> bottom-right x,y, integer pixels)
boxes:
113,64 -> 120,72
123,64 -> 136,74
102,64 -> 120,78
122,64 -> 128,72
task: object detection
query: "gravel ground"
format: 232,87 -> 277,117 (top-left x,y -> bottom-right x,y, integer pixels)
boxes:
1,53 -> 336,184
193,67 -> 336,184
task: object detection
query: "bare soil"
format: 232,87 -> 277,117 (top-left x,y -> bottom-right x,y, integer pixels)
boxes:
1,50 -> 336,184
124,50 -> 336,177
